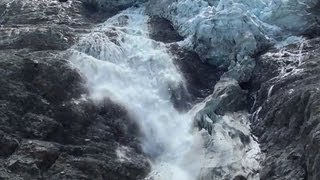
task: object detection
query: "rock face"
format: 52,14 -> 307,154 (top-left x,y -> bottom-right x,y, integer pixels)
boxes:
148,16 -> 184,43
169,44 -> 224,103
248,38 -> 320,180
0,0 -> 150,179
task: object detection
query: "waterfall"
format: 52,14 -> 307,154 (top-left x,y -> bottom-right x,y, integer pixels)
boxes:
69,7 -> 203,180
68,5 -> 263,180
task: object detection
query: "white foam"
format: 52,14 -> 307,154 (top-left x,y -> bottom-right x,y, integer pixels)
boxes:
70,7 -> 203,180
69,6 -> 263,180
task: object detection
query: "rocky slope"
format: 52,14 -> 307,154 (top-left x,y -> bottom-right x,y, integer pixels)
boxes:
0,0 -> 150,179
249,38 -> 320,180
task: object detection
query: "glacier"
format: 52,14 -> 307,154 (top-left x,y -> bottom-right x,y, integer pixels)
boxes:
146,0 -> 320,82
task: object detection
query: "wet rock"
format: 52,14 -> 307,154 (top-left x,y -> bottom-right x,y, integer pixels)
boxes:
0,49 -> 150,179
169,44 -> 224,103
0,0 -> 150,179
148,16 -> 183,43
249,37 -> 320,180
82,0 -> 147,14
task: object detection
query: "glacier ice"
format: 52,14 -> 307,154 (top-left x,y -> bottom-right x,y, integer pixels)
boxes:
146,0 -> 320,81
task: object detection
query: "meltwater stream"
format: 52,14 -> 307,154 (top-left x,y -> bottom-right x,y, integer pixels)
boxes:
70,7 -> 203,180
69,7 -> 262,180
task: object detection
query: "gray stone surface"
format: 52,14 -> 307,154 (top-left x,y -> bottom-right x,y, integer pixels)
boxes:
146,0 -> 320,84
0,0 -> 150,179
249,38 -> 320,180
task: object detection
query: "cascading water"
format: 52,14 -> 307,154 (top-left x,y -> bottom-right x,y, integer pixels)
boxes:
69,6 -> 261,180
69,7 -> 203,180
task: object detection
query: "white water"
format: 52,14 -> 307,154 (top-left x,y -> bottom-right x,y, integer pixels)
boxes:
70,7 -> 203,180
68,6 -> 263,180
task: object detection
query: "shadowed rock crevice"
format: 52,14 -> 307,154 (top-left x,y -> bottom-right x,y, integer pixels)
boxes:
169,44 -> 224,103
148,15 -> 224,110
148,16 -> 184,43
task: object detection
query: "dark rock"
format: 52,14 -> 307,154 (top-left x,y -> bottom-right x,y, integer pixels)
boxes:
248,37 -> 320,180
169,43 -> 224,103
20,113 -> 63,139
1,0 -> 90,26
0,0 -> 150,179
0,49 -> 150,179
148,16 -> 183,43
45,142 -> 149,180
0,132 -> 19,158
81,0 -> 147,14
234,175 -> 247,180
6,140 -> 60,178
